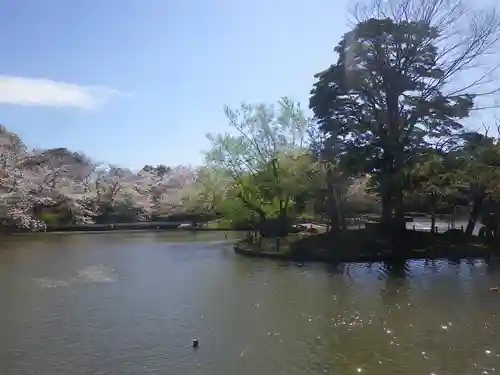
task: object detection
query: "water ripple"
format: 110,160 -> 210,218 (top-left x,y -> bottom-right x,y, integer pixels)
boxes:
34,264 -> 118,288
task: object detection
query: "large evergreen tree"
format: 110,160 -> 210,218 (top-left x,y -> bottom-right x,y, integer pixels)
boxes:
310,0 -> 500,229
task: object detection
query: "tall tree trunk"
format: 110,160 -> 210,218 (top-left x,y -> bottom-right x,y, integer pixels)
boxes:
328,195 -> 340,233
429,196 -> 438,233
380,153 -> 395,229
382,89 -> 401,230
277,200 -> 289,237
380,180 -> 393,227
465,197 -> 483,236
278,199 -> 285,236
493,207 -> 499,239
332,186 -> 347,231
325,168 -> 341,233
430,212 -> 436,233
393,185 -> 406,231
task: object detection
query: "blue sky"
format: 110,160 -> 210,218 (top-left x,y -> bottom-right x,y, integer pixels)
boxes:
0,0 -> 352,168
1,0 -> 497,169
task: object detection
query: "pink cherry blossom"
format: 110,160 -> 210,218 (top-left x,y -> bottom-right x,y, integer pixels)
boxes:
1,126 -> 200,231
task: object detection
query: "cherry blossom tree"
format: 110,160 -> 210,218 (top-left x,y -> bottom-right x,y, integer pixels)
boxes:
85,166 -> 149,222
182,166 -> 231,216
138,165 -> 196,217
0,125 -> 197,231
0,126 -> 48,230
0,128 -> 101,229
23,148 -> 98,224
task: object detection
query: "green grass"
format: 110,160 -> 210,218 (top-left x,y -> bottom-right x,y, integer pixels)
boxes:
204,219 -> 235,229
37,212 -> 70,226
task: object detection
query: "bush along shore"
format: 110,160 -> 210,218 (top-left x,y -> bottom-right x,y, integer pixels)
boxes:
234,226 -> 500,263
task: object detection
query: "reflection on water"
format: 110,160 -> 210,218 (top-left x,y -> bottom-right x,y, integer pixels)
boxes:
0,231 -> 499,375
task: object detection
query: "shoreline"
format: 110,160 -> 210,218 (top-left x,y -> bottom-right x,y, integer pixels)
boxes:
234,243 -> 500,263
11,228 -> 240,236
1,213 -> 477,235
234,230 -> 499,263
1,222 -> 243,235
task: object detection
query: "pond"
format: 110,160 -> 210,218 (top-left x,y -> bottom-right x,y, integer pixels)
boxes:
0,231 -> 499,375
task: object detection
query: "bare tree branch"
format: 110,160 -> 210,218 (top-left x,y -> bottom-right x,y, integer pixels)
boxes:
350,0 -> 500,106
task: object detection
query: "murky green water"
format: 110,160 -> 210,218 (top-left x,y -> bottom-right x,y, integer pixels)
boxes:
0,231 -> 499,375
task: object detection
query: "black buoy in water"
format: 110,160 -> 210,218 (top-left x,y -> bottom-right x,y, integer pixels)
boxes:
192,338 -> 199,348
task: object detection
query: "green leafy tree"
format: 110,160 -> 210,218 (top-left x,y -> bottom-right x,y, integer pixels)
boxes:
406,152 -> 460,231
182,166 -> 230,218
205,97 -> 310,236
310,0 -> 500,230
312,160 -> 350,231
451,131 -> 500,235
307,122 -> 353,231
141,164 -> 171,179
308,123 -> 380,231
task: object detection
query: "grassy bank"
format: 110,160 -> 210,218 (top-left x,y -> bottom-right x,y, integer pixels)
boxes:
234,229 -> 499,263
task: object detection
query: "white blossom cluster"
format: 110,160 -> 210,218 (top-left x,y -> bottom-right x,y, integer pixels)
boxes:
0,126 -> 196,231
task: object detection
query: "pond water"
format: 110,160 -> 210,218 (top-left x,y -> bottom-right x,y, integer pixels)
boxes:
0,231 -> 499,375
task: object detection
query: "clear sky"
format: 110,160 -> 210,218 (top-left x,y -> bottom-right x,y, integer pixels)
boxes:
2,0 -> 497,169
0,0 -> 353,169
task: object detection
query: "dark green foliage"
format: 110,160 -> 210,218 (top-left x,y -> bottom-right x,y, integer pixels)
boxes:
36,211 -> 72,226
310,17 -> 476,227
310,18 -> 474,168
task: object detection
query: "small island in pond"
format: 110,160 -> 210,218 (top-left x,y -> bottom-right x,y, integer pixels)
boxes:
234,219 -> 499,263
